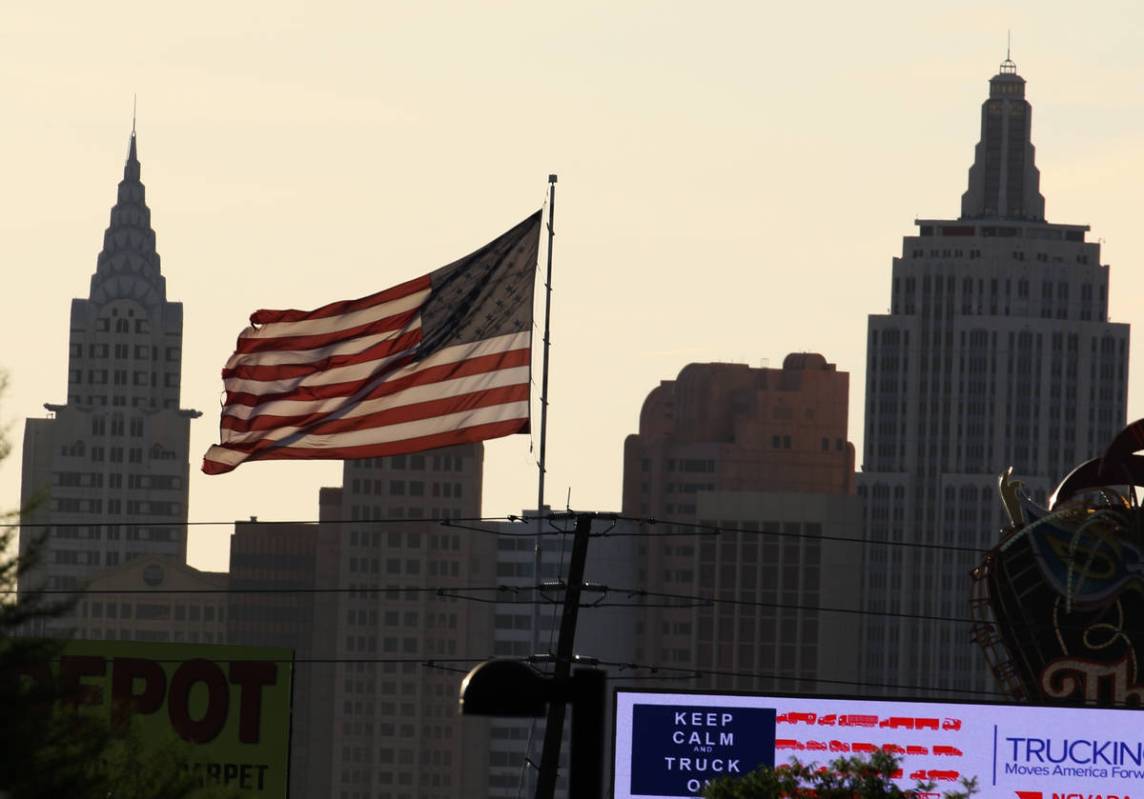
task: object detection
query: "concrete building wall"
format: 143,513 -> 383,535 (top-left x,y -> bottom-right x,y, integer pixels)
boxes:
309,444 -> 494,799
72,554 -> 227,644
691,491 -> 863,693
227,521 -> 319,799
307,487 -> 344,799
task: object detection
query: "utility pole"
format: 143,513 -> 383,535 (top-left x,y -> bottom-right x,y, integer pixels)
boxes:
534,511 -> 593,799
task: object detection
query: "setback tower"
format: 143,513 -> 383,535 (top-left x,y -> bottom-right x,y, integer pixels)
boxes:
858,58 -> 1129,696
19,131 -> 199,620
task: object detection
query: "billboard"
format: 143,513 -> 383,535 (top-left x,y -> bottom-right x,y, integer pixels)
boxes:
614,689 -> 1144,799
18,640 -> 293,798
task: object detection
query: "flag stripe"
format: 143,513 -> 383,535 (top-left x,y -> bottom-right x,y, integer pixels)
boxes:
224,337 -> 420,396
234,306 -> 424,356
221,332 -> 530,410
249,275 -> 431,325
203,418 -> 527,475
221,383 -> 529,449
223,320 -> 423,370
203,402 -> 529,471
221,361 -> 531,435
223,328 -> 424,382
224,355 -> 419,408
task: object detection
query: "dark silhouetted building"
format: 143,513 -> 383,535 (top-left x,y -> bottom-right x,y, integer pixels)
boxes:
228,520 -> 318,798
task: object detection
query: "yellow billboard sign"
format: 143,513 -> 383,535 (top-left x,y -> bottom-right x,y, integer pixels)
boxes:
23,640 -> 293,798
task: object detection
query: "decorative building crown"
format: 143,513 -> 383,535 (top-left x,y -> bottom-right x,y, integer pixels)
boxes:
973,420 -> 1144,707
89,131 -> 167,306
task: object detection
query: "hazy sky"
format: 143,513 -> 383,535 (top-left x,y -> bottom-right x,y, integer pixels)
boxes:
4,1 -> 1144,572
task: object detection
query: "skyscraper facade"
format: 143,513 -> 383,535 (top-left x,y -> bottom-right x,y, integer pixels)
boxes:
19,132 -> 199,617
858,58 -> 1130,696
308,444 -> 495,799
622,356 -> 863,694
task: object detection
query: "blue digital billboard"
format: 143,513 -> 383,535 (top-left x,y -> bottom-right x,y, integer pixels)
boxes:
629,704 -> 775,796
613,689 -> 1144,799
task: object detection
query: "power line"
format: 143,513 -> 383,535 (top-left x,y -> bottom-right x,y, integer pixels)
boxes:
595,659 -> 1011,700
21,647 -> 1024,703
10,511 -> 1001,555
6,585 -> 507,596
591,587 -> 1123,636
9,582 -> 1114,635
8,515 -> 525,531
35,655 -> 487,667
602,588 -> 977,625
29,648 -> 1144,708
20,652 -> 1024,701
467,584 -> 1120,636
598,514 -> 991,556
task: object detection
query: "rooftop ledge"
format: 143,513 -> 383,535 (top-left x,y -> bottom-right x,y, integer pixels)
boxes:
913,219 -> 1090,242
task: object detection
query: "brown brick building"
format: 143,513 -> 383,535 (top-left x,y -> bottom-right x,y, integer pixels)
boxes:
623,355 -> 863,693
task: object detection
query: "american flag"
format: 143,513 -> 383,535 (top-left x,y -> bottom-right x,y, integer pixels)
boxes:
202,211 -> 542,475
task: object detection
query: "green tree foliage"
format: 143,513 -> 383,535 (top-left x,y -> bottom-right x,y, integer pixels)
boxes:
0,372 -> 237,799
702,750 -> 978,799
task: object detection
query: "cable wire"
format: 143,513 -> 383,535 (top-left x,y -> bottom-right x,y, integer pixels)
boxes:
595,659 -> 1010,699
10,582 -> 1111,635
9,512 -> 1005,557
597,514 -> 990,555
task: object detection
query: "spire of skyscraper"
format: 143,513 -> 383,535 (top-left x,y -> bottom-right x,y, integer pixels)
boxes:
960,55 -> 1045,222
126,130 -> 138,177
91,128 -> 165,303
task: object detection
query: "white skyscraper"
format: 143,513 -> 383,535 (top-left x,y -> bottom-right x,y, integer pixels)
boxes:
20,131 -> 199,619
858,57 -> 1130,696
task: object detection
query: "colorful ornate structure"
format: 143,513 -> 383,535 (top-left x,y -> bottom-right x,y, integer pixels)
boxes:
974,420 -> 1144,705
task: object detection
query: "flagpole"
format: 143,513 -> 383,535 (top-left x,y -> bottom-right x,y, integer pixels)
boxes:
533,174 -> 557,656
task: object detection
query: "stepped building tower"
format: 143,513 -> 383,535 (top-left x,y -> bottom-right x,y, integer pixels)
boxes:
858,58 -> 1130,695
622,356 -> 864,696
20,131 -> 199,619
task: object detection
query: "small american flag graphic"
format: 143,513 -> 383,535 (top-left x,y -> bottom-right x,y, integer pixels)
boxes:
202,211 -> 541,475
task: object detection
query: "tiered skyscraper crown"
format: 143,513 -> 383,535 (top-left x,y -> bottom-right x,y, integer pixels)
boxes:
90,131 -> 167,305
959,56 -> 1046,222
